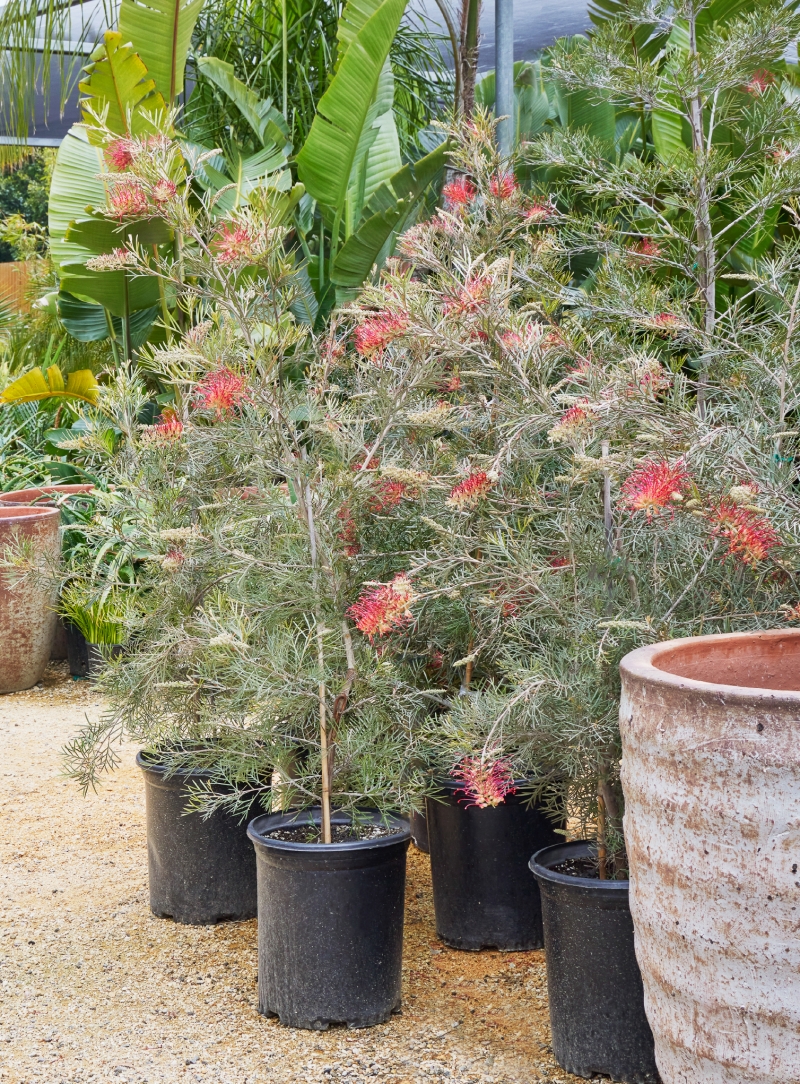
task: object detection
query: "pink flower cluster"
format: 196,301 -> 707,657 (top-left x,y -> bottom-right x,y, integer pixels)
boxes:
348,574 -> 417,641
214,223 -> 257,265
354,313 -> 408,359
193,368 -> 249,417
620,459 -> 688,518
446,471 -> 495,510
442,177 -> 476,208
452,756 -> 517,808
710,500 -> 778,566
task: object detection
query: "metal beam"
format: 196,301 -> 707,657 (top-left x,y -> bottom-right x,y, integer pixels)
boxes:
495,0 -> 514,156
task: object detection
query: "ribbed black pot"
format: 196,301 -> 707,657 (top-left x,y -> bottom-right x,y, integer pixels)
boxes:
137,752 -> 258,925
529,841 -> 659,1083
427,779 -> 561,951
409,805 -> 429,852
247,809 -> 410,1030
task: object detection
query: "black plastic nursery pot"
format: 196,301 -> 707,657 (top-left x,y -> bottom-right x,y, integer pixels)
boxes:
409,805 -> 429,853
247,808 -> 410,1030
87,642 -> 123,679
427,779 -> 561,951
529,841 -> 659,1084
64,622 -> 89,678
137,752 -> 258,925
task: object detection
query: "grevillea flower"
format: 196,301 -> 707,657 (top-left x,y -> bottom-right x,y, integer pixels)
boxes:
105,138 -> 136,171
771,144 -> 791,163
109,182 -> 148,218
185,320 -> 213,344
153,409 -> 183,441
709,500 -> 779,565
369,479 -> 409,512
214,223 -> 256,264
444,275 -> 492,315
85,247 -> 137,272
193,368 -> 249,417
452,756 -> 517,809
442,177 -> 476,207
634,356 -> 672,395
353,313 -> 408,358
446,470 -> 496,510
649,312 -> 682,333
525,201 -> 552,223
152,178 -> 177,204
162,548 -> 185,571
620,459 -> 689,518
347,573 -> 417,640
629,237 -> 663,263
337,504 -> 360,557
489,172 -> 518,199
746,69 -> 775,95
548,402 -> 595,444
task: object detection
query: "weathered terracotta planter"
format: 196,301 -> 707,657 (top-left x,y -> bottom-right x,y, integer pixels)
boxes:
0,507 -> 61,693
619,630 -> 800,1084
0,484 -> 94,506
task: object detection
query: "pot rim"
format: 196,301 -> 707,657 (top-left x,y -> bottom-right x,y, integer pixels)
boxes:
0,484 -> 95,506
0,505 -> 61,524
529,840 -> 629,891
136,748 -> 218,781
620,628 -> 800,702
248,808 -> 410,853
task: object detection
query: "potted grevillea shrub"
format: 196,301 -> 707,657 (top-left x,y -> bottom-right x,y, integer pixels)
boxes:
61,123 -> 438,1016
347,111 -> 800,1080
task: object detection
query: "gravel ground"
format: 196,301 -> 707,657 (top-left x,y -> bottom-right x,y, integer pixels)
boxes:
0,664 -> 585,1084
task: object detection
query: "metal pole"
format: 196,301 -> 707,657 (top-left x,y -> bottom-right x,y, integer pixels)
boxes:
495,0 -> 514,156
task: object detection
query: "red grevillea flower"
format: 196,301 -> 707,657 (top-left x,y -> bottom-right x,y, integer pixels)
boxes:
153,409 -> 183,440
525,201 -> 552,223
337,504 -> 360,557
109,182 -> 148,218
214,223 -> 256,264
442,177 -> 476,207
444,275 -> 493,315
162,547 -> 185,571
452,756 -> 517,809
105,138 -> 136,171
369,479 -> 409,512
353,313 -> 408,358
348,573 -> 417,641
746,69 -> 775,95
548,401 -> 595,443
152,178 -> 177,204
193,368 -> 249,417
446,471 -> 496,510
709,500 -> 779,565
489,172 -> 519,199
620,459 -> 689,518
651,312 -> 682,333
629,237 -> 662,263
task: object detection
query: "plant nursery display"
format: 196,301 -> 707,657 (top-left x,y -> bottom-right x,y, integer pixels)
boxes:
620,629 -> 800,1084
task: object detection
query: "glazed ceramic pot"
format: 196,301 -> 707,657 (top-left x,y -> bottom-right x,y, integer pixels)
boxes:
619,629 -> 800,1084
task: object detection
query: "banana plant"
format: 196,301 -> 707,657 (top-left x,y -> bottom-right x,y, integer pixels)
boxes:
47,0 -> 205,359
295,0 -> 448,307
0,366 -> 100,407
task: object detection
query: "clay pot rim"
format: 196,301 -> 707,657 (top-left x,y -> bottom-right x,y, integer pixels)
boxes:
620,628 -> 800,702
0,484 -> 95,505
0,505 -> 61,523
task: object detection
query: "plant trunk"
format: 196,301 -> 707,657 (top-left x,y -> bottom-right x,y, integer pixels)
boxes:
459,0 -> 481,116
688,5 -> 715,420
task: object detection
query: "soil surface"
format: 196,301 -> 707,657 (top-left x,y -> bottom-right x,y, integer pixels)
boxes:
0,663 -> 586,1084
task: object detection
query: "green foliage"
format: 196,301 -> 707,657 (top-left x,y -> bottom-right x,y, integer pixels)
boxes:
0,153 -> 50,262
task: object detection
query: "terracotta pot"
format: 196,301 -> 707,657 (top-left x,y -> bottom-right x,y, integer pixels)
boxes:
0,484 -> 94,506
619,629 -> 800,1084
0,507 -> 61,693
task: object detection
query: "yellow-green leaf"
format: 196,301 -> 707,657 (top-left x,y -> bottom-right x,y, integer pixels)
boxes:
0,368 -> 100,406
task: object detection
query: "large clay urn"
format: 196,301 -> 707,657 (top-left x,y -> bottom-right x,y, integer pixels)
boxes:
619,630 -> 800,1084
0,506 -> 61,693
